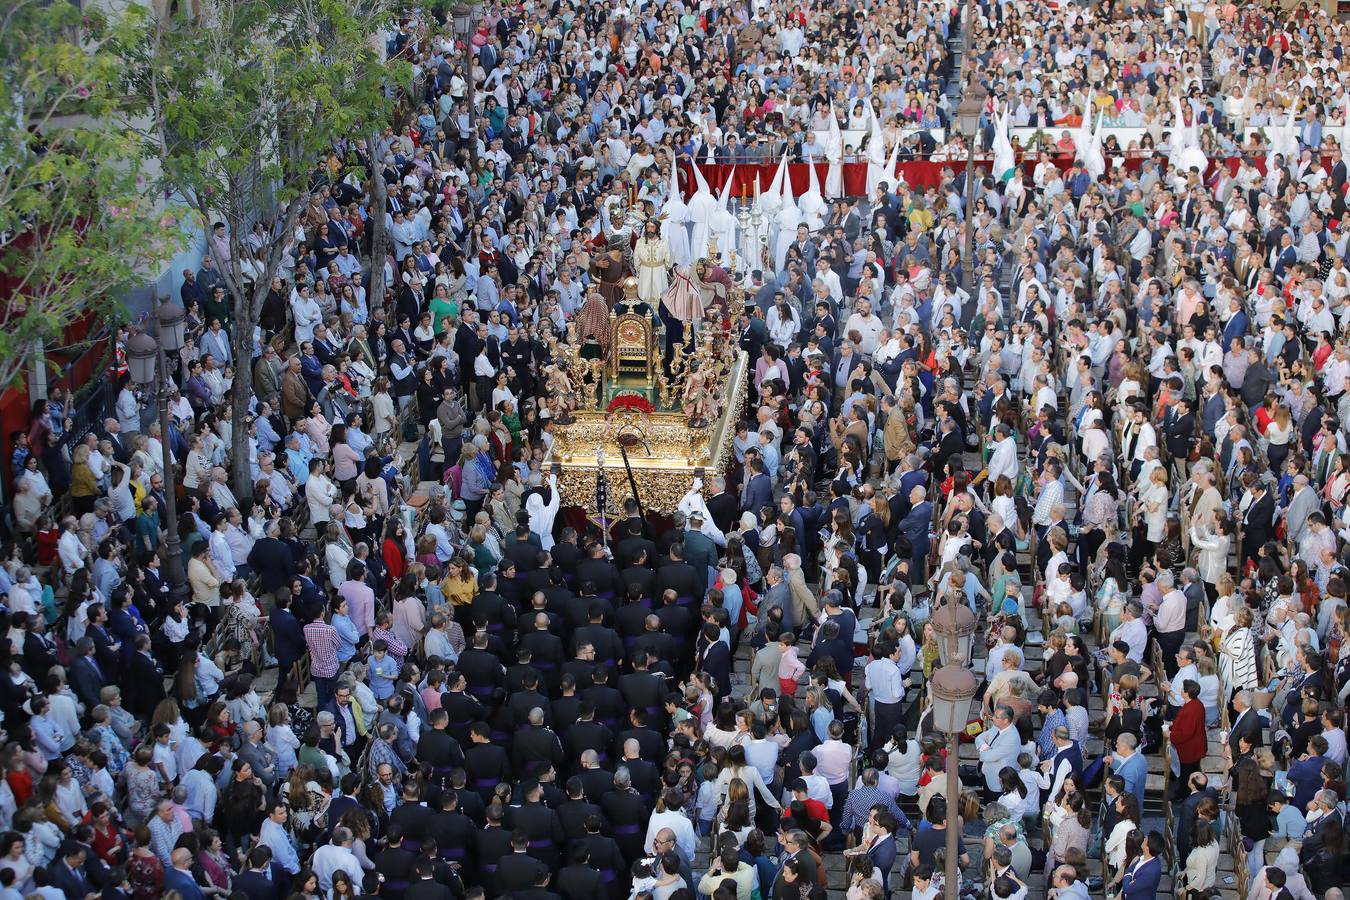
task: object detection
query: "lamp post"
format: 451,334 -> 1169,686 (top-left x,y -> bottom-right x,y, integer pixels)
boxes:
453,3 -> 476,169
125,301 -> 188,591
930,594 -> 979,900
956,0 -> 984,294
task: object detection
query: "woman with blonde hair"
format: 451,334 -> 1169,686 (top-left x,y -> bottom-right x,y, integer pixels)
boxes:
1218,605 -> 1260,700
267,704 -> 301,781
1133,465 -> 1169,572
466,523 -> 498,574
70,444 -> 99,516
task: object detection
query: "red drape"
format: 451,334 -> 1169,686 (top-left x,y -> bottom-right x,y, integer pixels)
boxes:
679,155 -> 1281,200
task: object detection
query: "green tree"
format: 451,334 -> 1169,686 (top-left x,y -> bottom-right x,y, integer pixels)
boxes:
115,0 -> 410,500
0,1 -> 180,392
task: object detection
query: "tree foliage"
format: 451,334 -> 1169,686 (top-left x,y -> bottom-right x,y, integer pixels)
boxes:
0,0 -> 180,392
114,0 -> 411,498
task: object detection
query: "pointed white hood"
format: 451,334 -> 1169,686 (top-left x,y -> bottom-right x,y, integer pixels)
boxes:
992,102 -> 1016,182
661,154 -> 692,267
761,152 -> 788,216
1341,95 -> 1350,156
800,154 -> 826,230
866,104 -> 888,201
825,102 -> 844,199
1082,111 -> 1106,180
716,166 -> 735,212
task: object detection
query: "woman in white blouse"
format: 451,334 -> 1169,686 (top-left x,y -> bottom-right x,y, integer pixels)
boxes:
1104,793 -> 1141,888
713,744 -> 781,820
1181,821 -> 1220,897
182,434 -> 211,492
1136,465 -> 1170,553
1188,512 -> 1232,594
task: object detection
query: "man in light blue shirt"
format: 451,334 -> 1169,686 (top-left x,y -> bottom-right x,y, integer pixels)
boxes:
1268,791 -> 1307,841
285,435 -> 312,487
367,641 -> 399,701
756,430 -> 780,479
259,803 -> 302,874
1108,733 -> 1149,809
181,757 -> 220,825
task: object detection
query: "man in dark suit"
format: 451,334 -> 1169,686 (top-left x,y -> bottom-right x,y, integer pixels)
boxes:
47,842 -> 94,900
233,846 -> 290,900
404,859 -> 454,900
772,829 -> 818,898
739,457 -> 773,514
1175,773 -> 1219,864
890,456 -> 928,522
695,623 -> 731,702
101,418 -> 132,464
123,634 -> 166,718
1119,834 -> 1163,900
506,524 -> 543,571
164,848 -> 207,900
738,306 -> 769,362
931,415 -> 964,478
575,541 -> 624,599
681,512 -> 719,600
614,520 -> 657,572
1240,481 -> 1275,567
556,844 -> 604,900
249,523 -> 297,596
653,546 -> 698,601
1164,396 -> 1196,471
269,591 -> 307,678
705,477 -> 739,535
1227,691 -> 1265,759
896,485 -> 933,584
69,637 -> 108,711
551,528 -> 582,575
323,775 -> 365,837
495,832 -> 551,893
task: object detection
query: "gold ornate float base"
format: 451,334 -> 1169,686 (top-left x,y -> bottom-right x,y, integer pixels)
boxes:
544,350 -> 749,515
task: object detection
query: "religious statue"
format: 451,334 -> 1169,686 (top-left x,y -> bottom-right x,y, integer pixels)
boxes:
543,361 -> 577,423
589,192 -> 646,304
614,275 -> 655,318
682,365 -> 714,428
634,219 -> 672,305
576,290 -> 611,360
690,258 -> 734,320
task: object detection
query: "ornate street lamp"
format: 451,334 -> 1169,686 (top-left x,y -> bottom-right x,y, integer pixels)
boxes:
126,301 -> 189,591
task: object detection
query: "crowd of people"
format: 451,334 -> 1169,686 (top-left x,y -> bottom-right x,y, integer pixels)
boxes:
3,2 -> 1350,900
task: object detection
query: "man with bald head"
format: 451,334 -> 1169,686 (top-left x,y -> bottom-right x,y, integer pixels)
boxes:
897,484 -> 933,582
520,612 -> 564,688
165,847 -> 207,900
647,823 -> 695,887
514,706 -> 564,775
631,614 -> 675,672
102,416 -> 132,462
1050,864 -> 1089,900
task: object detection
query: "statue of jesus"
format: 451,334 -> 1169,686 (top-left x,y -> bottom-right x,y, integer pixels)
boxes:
634,220 -> 671,305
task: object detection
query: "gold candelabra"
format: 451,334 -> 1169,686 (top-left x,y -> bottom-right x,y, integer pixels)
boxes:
661,343 -> 691,408
587,358 -> 605,408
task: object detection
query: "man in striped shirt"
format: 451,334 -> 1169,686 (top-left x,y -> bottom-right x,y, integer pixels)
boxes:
303,618 -> 341,708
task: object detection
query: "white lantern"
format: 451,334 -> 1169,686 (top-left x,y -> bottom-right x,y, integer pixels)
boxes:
931,596 -> 977,666
157,301 -> 187,353
929,664 -> 978,735
126,332 -> 159,388
453,4 -> 472,37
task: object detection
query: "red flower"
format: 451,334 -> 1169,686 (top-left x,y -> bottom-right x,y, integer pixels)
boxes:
607,394 -> 655,416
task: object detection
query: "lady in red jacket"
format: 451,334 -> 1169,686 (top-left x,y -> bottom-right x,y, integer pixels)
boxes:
1167,680 -> 1209,800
